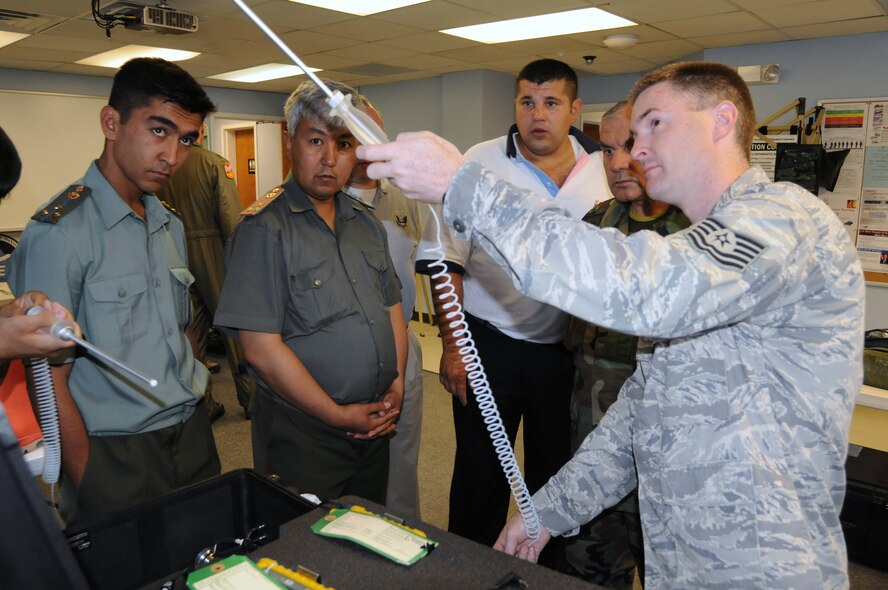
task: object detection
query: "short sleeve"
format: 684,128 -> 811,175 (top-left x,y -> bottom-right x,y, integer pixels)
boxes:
215,219 -> 287,334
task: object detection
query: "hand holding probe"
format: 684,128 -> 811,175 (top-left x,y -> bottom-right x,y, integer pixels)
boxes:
231,0 -> 388,146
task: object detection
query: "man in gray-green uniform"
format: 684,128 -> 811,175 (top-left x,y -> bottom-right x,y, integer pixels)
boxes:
8,58 -> 221,526
215,80 -> 406,504
360,61 -> 864,588
345,99 -> 424,520
563,101 -> 689,588
156,129 -> 255,419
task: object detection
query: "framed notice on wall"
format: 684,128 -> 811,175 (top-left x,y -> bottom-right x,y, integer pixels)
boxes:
819,97 -> 888,284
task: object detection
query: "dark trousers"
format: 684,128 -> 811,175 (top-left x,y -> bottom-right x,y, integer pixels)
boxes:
251,389 -> 389,505
448,314 -> 573,547
60,403 -> 221,528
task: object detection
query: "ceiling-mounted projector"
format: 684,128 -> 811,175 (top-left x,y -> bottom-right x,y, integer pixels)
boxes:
125,4 -> 198,34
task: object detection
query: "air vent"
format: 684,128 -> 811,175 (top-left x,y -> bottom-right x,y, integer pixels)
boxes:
0,9 -> 63,33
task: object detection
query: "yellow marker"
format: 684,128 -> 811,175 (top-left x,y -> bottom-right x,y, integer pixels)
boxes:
256,558 -> 334,590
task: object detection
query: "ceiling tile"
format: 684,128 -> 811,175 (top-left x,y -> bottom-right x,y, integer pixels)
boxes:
377,31 -> 478,52
498,36 -> 595,55
277,29 -> 362,53
13,33 -> 117,54
622,39 -> 703,60
478,57 -> 543,73
386,53 -> 468,70
0,58 -> 68,71
296,52 -> 362,71
436,44 -> 525,64
540,48 -> 654,66
370,2 -> 501,29
655,11 -> 771,37
753,0 -> 883,27
325,42 -> 418,61
249,1 -> 354,29
190,16 -> 273,42
727,0 -> 810,10
568,24 -> 677,46
0,45 -> 91,63
0,2 -> 90,19
580,58 -> 657,75
604,0 -> 739,23
307,17 -> 424,42
783,15 -> 888,39
446,0 -> 589,19
690,29 -> 792,48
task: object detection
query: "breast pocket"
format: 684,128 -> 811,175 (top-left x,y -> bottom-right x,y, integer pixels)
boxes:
86,274 -> 149,348
169,267 -> 195,327
289,262 -> 350,334
362,249 -> 389,301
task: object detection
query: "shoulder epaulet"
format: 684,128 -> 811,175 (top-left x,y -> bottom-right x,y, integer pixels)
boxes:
32,184 -> 91,224
241,187 -> 284,216
159,199 -> 181,217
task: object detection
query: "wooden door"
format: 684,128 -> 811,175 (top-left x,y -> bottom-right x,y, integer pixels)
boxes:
235,129 -> 256,209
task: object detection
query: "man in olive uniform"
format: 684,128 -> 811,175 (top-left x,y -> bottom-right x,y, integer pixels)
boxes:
156,129 -> 255,419
216,80 -> 406,504
563,101 -> 689,588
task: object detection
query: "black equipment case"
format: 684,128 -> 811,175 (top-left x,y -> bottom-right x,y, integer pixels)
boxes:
65,468 -> 314,590
841,444 -> 888,571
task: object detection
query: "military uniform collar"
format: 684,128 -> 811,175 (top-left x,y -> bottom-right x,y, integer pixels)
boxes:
86,161 -> 170,231
718,166 -> 768,209
281,176 -> 362,220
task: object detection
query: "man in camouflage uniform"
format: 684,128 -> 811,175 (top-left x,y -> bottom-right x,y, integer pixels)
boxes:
563,101 -> 690,588
359,61 -> 864,588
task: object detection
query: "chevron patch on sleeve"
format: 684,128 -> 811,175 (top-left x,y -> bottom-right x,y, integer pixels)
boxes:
685,218 -> 766,270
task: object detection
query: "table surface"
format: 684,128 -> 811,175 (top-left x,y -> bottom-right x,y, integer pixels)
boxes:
255,496 -> 600,590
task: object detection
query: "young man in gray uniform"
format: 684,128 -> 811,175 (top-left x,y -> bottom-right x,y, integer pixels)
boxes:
156,127 -> 255,419
215,80 -> 406,505
359,61 -> 864,588
344,100 -> 424,520
9,58 -> 221,526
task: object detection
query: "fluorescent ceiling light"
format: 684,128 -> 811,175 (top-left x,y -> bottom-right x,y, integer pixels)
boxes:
286,0 -> 430,16
0,31 -> 29,49
76,45 -> 199,68
441,7 -> 636,44
208,63 -> 321,83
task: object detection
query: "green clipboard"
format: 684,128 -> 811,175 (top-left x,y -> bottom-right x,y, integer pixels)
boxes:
311,506 -> 438,566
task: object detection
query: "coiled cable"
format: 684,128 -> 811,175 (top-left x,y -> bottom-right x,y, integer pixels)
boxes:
424,208 -> 541,540
28,356 -> 61,486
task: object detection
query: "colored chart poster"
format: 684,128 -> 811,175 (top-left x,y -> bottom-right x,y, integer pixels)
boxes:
821,98 -> 888,277
820,102 -> 868,243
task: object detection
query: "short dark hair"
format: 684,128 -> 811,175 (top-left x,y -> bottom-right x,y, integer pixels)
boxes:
629,61 -> 755,155
108,58 -> 216,123
0,126 -> 22,201
516,59 -> 578,101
